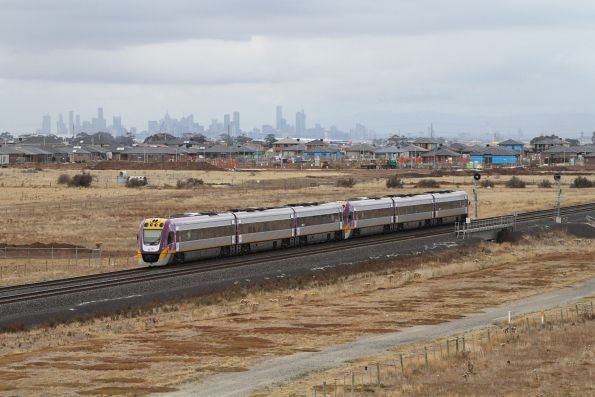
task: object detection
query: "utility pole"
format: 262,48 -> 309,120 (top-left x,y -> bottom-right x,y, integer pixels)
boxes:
554,174 -> 561,223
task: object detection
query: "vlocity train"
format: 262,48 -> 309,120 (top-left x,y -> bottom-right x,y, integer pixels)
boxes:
137,190 -> 468,266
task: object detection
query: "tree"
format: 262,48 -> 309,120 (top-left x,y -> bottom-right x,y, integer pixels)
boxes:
189,133 -> 207,144
234,134 -> 252,145
0,132 -> 13,142
264,134 -> 277,148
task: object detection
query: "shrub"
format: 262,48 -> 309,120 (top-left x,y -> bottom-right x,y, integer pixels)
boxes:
68,172 -> 93,188
176,177 -> 204,189
480,179 -> 495,188
505,176 -> 526,188
126,177 -> 148,188
415,179 -> 440,188
538,179 -> 552,188
386,175 -> 404,188
57,174 -> 71,185
571,176 -> 594,188
336,177 -> 356,188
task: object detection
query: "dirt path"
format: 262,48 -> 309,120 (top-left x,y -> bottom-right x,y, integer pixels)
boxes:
168,277 -> 595,397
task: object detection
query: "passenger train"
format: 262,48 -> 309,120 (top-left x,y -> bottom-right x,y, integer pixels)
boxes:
137,190 -> 468,266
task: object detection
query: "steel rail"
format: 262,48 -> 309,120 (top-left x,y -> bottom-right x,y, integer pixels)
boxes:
0,202 -> 593,305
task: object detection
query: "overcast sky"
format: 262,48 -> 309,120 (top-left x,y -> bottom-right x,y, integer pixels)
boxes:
1,0 -> 595,137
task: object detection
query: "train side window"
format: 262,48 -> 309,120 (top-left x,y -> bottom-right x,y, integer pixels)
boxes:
167,232 -> 174,244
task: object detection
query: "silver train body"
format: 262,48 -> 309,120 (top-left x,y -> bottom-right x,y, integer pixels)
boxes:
137,190 -> 468,266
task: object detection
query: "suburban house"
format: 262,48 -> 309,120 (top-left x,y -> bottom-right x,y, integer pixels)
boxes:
497,139 -> 524,152
532,137 -> 569,153
470,146 -> 519,166
420,147 -> 462,165
343,143 -> 377,160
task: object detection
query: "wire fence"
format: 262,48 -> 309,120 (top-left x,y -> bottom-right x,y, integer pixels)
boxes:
0,247 -> 134,281
298,301 -> 595,397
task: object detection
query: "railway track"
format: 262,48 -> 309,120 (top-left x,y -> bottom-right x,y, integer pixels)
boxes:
1,203 -> 594,306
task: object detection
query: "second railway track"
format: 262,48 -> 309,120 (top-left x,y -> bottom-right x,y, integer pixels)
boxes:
1,203 -> 594,306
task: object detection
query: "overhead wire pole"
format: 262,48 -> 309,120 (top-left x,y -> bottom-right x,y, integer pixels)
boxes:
554,174 -> 561,223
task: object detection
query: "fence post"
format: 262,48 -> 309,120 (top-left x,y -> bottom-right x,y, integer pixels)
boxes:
462,336 -> 466,352
322,381 -> 326,397
351,371 -> 354,395
446,339 -> 450,356
455,337 -> 459,354
399,353 -> 404,374
526,317 -> 530,331
560,308 -> 564,323
487,328 -> 490,341
376,362 -> 380,386
334,379 -> 337,397
424,347 -> 428,368
75,247 -> 78,266
576,305 -> 579,322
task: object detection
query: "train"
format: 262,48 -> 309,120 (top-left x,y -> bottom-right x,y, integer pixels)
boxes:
137,190 -> 468,266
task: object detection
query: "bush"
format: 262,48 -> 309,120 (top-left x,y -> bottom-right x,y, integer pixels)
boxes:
572,176 -> 594,188
176,177 -> 204,189
57,174 -> 71,185
415,179 -> 440,188
69,172 -> 93,187
126,177 -> 148,188
505,176 -> 526,188
538,179 -> 552,188
336,177 -> 356,188
480,179 -> 495,188
386,175 -> 404,188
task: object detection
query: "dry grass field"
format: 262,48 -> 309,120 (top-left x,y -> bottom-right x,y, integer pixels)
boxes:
267,300 -> 595,397
0,232 -> 593,396
0,166 -> 593,285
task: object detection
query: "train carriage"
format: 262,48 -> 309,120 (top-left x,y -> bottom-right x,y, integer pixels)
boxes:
432,191 -> 468,224
173,212 -> 236,261
292,202 -> 343,244
235,207 -> 295,253
394,194 -> 435,230
344,197 -> 395,237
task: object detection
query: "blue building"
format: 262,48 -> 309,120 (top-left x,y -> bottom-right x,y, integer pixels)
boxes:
471,146 -> 519,166
497,139 -> 524,152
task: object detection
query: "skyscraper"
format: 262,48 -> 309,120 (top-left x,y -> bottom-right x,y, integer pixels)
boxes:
295,109 -> 306,135
232,111 -> 240,134
276,106 -> 283,131
223,113 -> 231,133
68,111 -> 74,136
56,113 -> 67,135
37,114 -> 51,134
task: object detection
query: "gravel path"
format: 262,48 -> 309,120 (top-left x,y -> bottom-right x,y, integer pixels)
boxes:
166,277 -> 595,397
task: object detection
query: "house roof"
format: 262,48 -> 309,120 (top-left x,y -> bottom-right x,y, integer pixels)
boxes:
449,142 -> 469,151
498,139 -> 524,146
374,146 -> 407,154
420,148 -> 461,157
344,143 -> 377,152
412,137 -> 441,144
401,144 -> 429,152
471,146 -> 518,156
533,137 -> 569,145
542,145 -> 582,154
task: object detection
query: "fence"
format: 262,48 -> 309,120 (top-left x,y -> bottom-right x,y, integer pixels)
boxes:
0,247 -> 134,282
455,215 -> 516,239
300,301 -> 594,397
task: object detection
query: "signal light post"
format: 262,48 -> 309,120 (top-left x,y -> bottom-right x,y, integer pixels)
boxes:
554,174 -> 561,223
473,172 -> 481,219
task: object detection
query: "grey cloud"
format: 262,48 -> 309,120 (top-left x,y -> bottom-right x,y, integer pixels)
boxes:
1,0 -> 595,50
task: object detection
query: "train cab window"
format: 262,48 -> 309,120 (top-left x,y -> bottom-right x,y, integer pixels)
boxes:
167,232 -> 174,244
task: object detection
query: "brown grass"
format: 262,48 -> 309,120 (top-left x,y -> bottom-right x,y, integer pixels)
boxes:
268,301 -> 595,397
1,167 -> 593,285
0,233 -> 593,396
